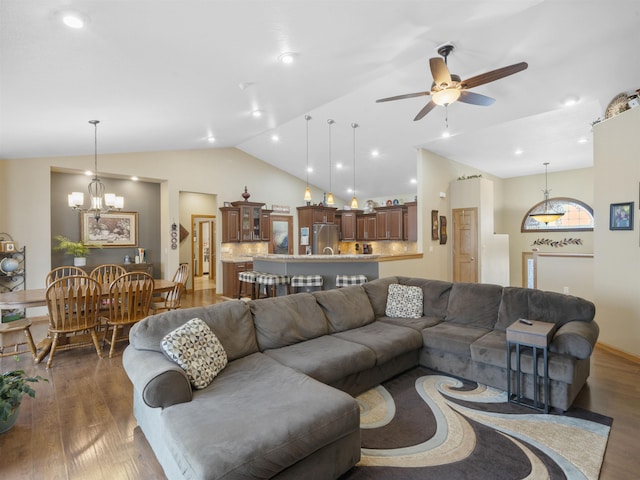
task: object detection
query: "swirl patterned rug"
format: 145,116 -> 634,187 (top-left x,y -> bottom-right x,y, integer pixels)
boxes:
340,367 -> 611,480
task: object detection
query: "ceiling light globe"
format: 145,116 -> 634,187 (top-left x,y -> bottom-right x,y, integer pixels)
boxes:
432,88 -> 461,106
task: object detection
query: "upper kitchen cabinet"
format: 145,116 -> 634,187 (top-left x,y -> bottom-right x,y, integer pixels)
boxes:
220,201 -> 271,243
337,210 -> 361,241
375,205 -> 405,240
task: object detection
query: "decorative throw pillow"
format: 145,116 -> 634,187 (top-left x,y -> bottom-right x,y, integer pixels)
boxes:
385,284 -> 423,319
161,318 -> 228,390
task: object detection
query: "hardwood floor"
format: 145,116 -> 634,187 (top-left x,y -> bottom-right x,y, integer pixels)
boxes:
1,289 -> 638,479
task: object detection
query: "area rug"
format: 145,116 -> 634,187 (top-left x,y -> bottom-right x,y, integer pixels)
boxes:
340,367 -> 611,480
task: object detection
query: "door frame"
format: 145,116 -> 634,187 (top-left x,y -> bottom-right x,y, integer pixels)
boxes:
191,214 -> 216,289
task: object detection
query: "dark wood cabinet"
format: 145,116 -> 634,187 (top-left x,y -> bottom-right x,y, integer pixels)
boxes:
337,210 -> 361,242
297,206 -> 338,254
220,201 -> 271,243
222,261 -> 253,298
405,201 -> 417,241
356,213 -> 377,241
376,206 -> 404,240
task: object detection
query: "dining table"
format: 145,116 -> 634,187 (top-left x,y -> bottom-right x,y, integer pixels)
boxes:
0,278 -> 177,363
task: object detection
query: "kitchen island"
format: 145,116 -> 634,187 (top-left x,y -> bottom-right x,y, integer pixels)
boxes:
253,254 -> 380,290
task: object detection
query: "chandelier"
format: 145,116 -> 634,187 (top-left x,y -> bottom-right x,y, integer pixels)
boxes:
68,120 -> 123,220
303,115 -> 312,204
326,119 -> 335,206
529,162 -> 564,224
350,123 -> 359,209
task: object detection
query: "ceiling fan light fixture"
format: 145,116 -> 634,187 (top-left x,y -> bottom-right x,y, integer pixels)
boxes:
432,88 -> 461,106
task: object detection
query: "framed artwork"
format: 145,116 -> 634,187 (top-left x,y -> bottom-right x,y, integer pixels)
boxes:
439,216 -> 447,244
609,202 -> 634,230
431,210 -> 439,240
81,211 -> 138,247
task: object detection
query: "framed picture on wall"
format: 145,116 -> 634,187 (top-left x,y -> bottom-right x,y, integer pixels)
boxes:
609,202 -> 634,231
431,210 -> 439,240
81,211 -> 138,247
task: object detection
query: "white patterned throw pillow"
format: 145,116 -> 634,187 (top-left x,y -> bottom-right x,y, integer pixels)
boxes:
385,284 -> 424,319
161,318 -> 228,389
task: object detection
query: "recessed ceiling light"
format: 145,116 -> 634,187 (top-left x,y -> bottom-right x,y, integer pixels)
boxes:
131,176 -> 139,182
207,135 -> 216,143
61,11 -> 87,29
578,137 -> 588,144
306,166 -> 313,173
84,170 -> 93,176
515,149 -> 523,155
336,163 -> 343,169
271,134 -> 279,142
563,95 -> 579,107
347,188 -> 354,194
278,52 -> 297,64
441,130 -> 451,138
371,149 -> 379,157
251,109 -> 263,118
410,178 -> 417,184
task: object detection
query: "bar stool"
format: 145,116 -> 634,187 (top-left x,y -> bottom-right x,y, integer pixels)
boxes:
335,274 -> 368,288
255,273 -> 291,298
290,274 -> 324,293
238,271 -> 259,299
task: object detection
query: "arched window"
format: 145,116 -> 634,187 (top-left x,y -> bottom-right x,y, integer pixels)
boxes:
521,197 -> 594,232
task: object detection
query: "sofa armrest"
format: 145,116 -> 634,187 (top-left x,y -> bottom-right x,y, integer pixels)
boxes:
549,320 -> 599,360
123,346 -> 192,408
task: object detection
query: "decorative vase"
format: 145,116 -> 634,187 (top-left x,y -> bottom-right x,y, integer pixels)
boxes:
74,257 -> 87,267
241,186 -> 251,201
0,406 -> 20,434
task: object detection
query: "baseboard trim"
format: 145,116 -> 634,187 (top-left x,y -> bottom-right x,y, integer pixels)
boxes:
595,341 -> 640,364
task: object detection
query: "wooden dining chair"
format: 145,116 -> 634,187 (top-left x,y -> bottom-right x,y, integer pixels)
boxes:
150,264 -> 189,314
45,266 -> 88,285
103,272 -> 154,358
45,275 -> 104,368
89,264 -> 127,286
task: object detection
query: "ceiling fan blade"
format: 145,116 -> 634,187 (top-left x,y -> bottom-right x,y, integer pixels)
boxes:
429,57 -> 452,87
375,91 -> 431,103
458,90 -> 495,106
413,100 -> 437,121
460,62 -> 528,89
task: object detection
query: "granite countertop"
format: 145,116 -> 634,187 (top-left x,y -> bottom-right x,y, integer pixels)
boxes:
222,253 -> 423,263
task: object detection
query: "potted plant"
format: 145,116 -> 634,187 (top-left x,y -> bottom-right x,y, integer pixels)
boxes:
0,358 -> 47,434
53,235 -> 91,267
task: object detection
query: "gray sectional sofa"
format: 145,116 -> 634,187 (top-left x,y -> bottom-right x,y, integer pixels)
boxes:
123,276 -> 599,480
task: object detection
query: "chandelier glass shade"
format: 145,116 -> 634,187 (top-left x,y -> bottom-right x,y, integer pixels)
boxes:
529,163 -> 564,224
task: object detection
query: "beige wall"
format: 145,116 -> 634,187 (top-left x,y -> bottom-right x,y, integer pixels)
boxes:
0,147 -> 326,291
502,168 -> 595,287
593,107 -> 640,357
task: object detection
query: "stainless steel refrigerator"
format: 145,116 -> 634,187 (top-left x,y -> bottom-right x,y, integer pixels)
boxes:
312,223 -> 339,255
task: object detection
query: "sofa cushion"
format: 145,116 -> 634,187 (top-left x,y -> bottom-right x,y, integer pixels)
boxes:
422,322 -> 492,358
397,277 -> 453,318
471,330 -> 583,384
264,335 -> 376,384
161,353 -> 359,480
495,287 -> 596,331
445,282 -> 503,329
333,321 -> 423,365
130,301 -> 258,361
161,318 -> 228,390
379,315 -> 442,331
250,293 -> 330,350
385,284 -> 423,318
314,286 -> 375,333
361,276 -> 399,317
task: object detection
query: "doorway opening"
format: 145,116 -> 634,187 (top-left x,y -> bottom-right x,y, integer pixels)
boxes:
192,214 -> 216,291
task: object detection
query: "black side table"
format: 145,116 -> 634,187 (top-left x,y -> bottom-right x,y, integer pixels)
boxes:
506,319 -> 555,413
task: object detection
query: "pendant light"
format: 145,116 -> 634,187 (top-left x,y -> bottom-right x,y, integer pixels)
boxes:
303,115 -> 312,204
350,123 -> 359,209
69,120 -> 123,220
529,162 -> 564,224
326,119 -> 335,205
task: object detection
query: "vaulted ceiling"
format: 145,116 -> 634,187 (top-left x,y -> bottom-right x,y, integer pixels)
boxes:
1,1 -> 638,201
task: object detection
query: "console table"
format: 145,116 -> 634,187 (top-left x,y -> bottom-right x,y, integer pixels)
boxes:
506,319 -> 555,413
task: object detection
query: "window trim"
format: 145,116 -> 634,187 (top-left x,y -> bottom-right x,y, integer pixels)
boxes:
521,197 -> 594,233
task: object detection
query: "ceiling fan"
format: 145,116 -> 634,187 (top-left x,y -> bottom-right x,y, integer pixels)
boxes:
376,44 -> 528,121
